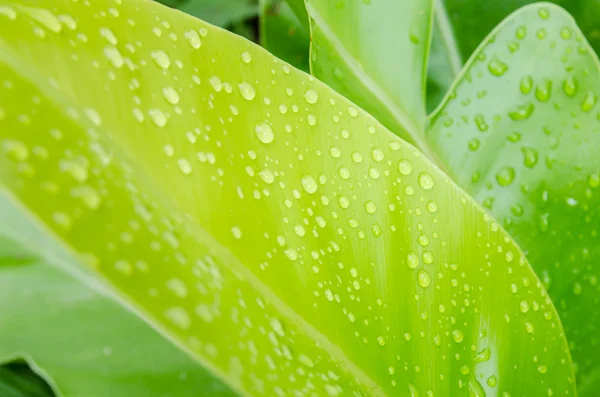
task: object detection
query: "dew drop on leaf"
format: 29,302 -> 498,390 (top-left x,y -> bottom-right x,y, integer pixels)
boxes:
254,122 -> 274,144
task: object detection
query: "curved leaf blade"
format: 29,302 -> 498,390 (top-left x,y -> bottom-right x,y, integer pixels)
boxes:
427,3 -> 600,392
0,0 -> 575,395
0,199 -> 235,397
305,0 -> 434,153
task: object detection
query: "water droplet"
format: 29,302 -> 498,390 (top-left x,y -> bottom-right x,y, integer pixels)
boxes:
148,108 -> 167,127
301,175 -> 318,194
231,226 -> 242,239
338,167 -> 350,179
417,269 -> 431,288
407,252 -> 419,269
474,114 -> 488,132
560,27 -> 572,39
238,81 -> 256,101
377,335 -> 386,346
468,379 -> 485,397
519,300 -> 529,313
496,166 -> 515,186
474,347 -> 491,363
284,248 -> 298,261
563,76 -> 578,97
178,158 -> 192,175
520,75 -> 533,94
468,138 -> 480,151
535,79 -> 552,102
162,86 -> 180,105
150,49 -> 171,69
255,122 -> 274,144
581,92 -> 597,112
365,200 -> 377,214
487,375 -> 497,387
398,159 -> 413,175
184,28 -> 201,49
516,25 -> 527,39
418,172 -> 434,190
508,103 -> 534,120
209,76 -> 223,92
2,140 -> 29,161
259,169 -> 275,184
347,106 -> 358,117
488,56 -> 508,76
241,51 -> 252,63
164,307 -> 191,330
104,46 -> 124,68
538,7 -> 550,19
452,329 -> 464,343
521,147 -> 538,168
304,89 -> 319,104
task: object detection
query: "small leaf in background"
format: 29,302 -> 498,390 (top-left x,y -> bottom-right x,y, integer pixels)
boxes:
0,198 -> 235,397
426,0 -> 463,113
427,4 -> 600,394
158,0 -> 258,28
305,0 -> 435,154
260,0 -> 310,72
426,0 -> 600,110
0,363 -> 55,397
0,0 -> 576,395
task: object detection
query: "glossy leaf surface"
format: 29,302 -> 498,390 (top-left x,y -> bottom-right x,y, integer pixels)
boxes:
305,0 -> 434,153
260,0 -> 310,72
0,0 -> 575,395
0,198 -> 234,397
427,3 -> 600,393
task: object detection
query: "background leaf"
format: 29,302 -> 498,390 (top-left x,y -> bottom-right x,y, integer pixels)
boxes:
305,0 -> 435,154
0,363 -> 54,397
0,197 -> 235,397
0,0 -> 576,395
158,0 -> 258,28
427,0 -> 600,112
427,4 -> 600,394
259,0 -> 310,72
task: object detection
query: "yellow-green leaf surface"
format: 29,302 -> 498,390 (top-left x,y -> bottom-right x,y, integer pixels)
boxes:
0,196 -> 235,397
0,0 -> 575,395
305,0 -> 435,154
427,3 -> 600,393
259,0 -> 310,72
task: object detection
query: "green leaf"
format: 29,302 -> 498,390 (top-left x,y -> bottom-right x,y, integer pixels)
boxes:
0,198 -> 235,397
426,0 -> 462,113
305,0 -> 435,154
0,0 -> 575,395
440,0 -> 600,65
161,0 -> 259,28
427,3 -> 600,393
427,0 -> 600,112
0,363 -> 55,397
260,0 -> 310,72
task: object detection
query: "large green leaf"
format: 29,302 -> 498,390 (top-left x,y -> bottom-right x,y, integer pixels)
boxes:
259,0 -> 310,72
0,0 -> 575,395
0,198 -> 234,397
427,3 -> 600,393
305,0 -> 435,155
